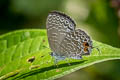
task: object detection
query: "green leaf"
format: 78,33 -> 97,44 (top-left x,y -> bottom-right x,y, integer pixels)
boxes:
0,29 -> 120,80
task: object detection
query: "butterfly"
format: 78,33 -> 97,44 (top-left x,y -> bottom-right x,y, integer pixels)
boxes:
46,11 -> 94,64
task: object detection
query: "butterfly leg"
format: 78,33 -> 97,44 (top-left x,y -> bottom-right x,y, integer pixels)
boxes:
65,58 -> 71,65
51,55 -> 58,67
51,52 -> 58,67
54,59 -> 59,67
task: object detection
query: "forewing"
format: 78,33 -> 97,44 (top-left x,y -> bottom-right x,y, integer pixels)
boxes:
46,11 -> 76,53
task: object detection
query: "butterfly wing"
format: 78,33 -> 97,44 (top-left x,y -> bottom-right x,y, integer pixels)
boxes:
59,29 -> 92,59
46,11 -> 76,53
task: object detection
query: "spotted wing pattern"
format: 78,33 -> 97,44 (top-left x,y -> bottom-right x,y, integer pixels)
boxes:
46,11 -> 76,53
59,29 -> 92,59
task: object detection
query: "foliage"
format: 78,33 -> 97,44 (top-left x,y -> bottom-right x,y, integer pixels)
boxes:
0,29 -> 120,80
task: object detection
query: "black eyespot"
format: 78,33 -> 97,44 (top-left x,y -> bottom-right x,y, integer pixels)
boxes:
85,43 -> 89,46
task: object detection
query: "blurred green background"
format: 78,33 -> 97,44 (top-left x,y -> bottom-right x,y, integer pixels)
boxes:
0,0 -> 120,80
